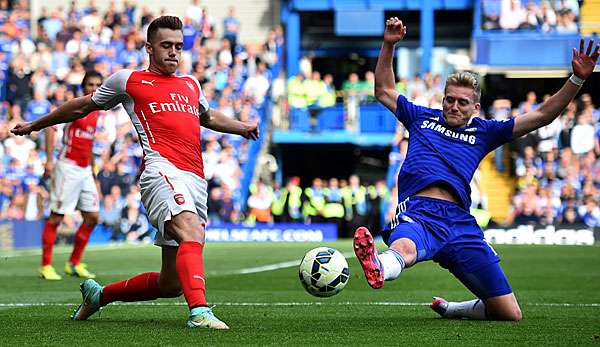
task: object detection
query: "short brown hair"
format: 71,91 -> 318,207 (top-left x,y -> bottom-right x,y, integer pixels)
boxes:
445,71 -> 481,103
81,70 -> 103,88
147,16 -> 183,42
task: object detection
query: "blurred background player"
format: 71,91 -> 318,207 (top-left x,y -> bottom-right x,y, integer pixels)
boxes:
11,16 -> 259,329
39,71 -> 104,281
354,17 -> 599,321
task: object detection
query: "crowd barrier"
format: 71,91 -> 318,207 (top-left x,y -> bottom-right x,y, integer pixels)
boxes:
484,225 -> 596,245
1,220 -> 596,250
0,221 -> 338,250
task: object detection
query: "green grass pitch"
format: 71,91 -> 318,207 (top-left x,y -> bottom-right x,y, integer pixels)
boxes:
1,242 -> 599,345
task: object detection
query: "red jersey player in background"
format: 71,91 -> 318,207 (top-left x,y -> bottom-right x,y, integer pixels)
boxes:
11,16 -> 259,329
40,71 -> 103,281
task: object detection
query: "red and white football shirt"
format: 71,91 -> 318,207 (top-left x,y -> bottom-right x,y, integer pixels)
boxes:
91,70 -> 209,178
57,111 -> 99,167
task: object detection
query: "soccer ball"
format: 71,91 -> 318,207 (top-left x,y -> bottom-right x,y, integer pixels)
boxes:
298,247 -> 349,297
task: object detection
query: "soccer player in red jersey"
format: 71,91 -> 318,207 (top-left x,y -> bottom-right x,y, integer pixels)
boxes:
39,71 -> 104,281
12,16 -> 259,329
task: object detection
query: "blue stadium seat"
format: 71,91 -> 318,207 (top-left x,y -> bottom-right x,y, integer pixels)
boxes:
318,105 -> 345,130
289,107 -> 311,131
359,104 -> 396,133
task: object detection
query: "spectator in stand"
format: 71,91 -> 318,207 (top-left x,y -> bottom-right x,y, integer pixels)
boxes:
119,192 -> 151,243
99,194 -> 121,240
243,62 -> 270,105
500,0 -> 527,30
323,177 -> 345,234
361,71 -> 376,104
343,174 -> 367,233
555,0 -> 579,18
537,1 -> 557,32
199,7 -> 215,44
247,180 -> 273,223
4,132 -> 36,167
207,186 -> 223,224
490,98 -> 512,172
579,93 -> 599,122
521,1 -> 540,30
342,72 -> 361,98
343,73 -> 361,131
536,113 -> 562,157
25,90 -> 52,122
7,56 -> 32,111
560,205 -> 583,226
219,185 -> 237,223
556,10 -> 578,32
512,184 -> 543,225
519,91 -> 539,113
579,196 -> 600,228
222,6 -> 240,54
320,74 -> 337,108
570,109 -> 595,156
97,160 -> 118,197
482,6 -> 500,30
186,0 -> 202,26
303,70 -> 327,131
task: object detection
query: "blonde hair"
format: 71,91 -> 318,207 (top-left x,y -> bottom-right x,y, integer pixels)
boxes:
445,71 -> 481,103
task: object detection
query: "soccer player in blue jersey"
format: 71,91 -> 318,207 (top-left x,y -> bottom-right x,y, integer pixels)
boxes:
354,17 -> 599,321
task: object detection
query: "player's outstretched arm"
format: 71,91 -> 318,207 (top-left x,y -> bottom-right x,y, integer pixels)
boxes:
375,17 -> 406,114
512,39 -> 599,139
11,95 -> 101,136
200,108 -> 259,140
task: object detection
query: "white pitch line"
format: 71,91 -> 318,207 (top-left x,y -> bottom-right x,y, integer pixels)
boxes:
231,260 -> 304,275
1,302 -> 599,308
223,252 -> 355,276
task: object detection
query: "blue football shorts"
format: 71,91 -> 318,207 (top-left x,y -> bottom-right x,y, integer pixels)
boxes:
381,196 -> 512,300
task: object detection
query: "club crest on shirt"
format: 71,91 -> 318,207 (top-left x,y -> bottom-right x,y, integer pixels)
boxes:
185,81 -> 195,91
174,193 -> 185,205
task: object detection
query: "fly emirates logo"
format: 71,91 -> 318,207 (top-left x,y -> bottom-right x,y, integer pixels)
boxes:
148,93 -> 199,117
74,126 -> 95,140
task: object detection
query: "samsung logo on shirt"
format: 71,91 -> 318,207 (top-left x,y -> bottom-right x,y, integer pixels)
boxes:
420,120 -> 476,145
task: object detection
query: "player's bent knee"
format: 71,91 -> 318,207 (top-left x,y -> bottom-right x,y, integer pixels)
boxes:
485,294 -> 522,321
48,213 -> 64,225
82,213 -> 99,227
493,307 -> 522,321
389,238 -> 417,266
505,305 -> 522,321
160,287 -> 183,298
166,211 -> 206,243
158,280 -> 183,298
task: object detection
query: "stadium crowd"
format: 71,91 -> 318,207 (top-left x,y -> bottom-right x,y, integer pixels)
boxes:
242,176 -> 391,238
0,0 -> 283,240
481,0 -> 580,32
492,91 -> 600,228
0,0 -> 597,241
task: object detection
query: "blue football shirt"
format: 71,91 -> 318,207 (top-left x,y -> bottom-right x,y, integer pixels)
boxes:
394,95 -> 514,211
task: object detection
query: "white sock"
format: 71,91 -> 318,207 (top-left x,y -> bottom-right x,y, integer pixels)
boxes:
445,299 -> 487,320
378,249 -> 405,281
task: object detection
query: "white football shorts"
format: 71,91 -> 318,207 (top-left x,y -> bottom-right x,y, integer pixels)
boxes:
49,159 -> 99,214
140,159 -> 208,247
